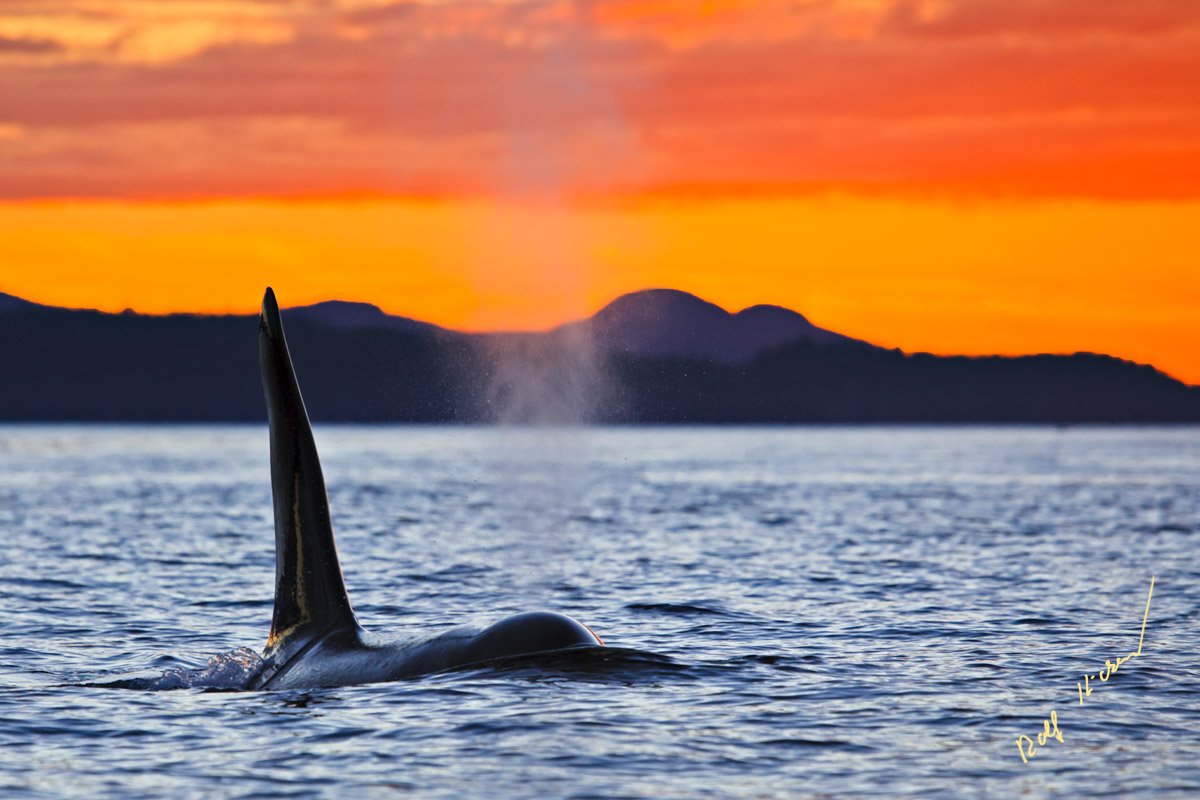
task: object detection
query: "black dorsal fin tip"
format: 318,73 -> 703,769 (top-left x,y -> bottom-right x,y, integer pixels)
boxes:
261,287 -> 282,339
259,287 -> 359,655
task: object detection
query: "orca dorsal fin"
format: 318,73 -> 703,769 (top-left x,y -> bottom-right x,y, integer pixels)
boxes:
259,287 -> 360,656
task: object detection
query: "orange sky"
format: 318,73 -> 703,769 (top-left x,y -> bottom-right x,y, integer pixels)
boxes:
2,0 -> 1199,383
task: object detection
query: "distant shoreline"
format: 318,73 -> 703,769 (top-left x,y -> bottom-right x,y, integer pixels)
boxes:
4,288 -> 1198,424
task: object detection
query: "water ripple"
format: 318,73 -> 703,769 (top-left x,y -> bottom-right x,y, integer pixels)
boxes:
0,425 -> 1197,799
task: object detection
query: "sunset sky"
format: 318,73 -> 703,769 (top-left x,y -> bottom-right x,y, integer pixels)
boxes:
2,0 -> 1198,382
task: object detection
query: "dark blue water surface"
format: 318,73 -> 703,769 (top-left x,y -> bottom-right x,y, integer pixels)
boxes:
1,425 -> 1198,798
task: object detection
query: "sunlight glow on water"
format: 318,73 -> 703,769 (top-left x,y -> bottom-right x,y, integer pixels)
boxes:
1,425 -> 1198,798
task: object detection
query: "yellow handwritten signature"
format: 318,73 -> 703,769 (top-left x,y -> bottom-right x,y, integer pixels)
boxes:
1015,575 -> 1155,765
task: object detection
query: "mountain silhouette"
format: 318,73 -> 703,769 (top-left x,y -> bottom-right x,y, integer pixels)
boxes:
283,300 -> 441,335
0,292 -> 39,311
566,289 -> 857,364
1,288 -> 1197,423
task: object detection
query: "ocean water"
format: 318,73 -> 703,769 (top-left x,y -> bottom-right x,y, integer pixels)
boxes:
0,425 -> 1197,798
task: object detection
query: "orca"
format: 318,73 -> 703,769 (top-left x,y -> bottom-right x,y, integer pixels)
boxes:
245,288 -> 603,690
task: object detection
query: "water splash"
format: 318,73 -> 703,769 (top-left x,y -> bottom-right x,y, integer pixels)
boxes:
98,647 -> 264,691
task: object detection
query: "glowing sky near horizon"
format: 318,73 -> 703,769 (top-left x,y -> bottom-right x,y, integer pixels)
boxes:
2,0 -> 1199,382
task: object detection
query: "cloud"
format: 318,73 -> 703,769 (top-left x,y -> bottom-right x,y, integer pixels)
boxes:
3,0 -> 1200,199
0,34 -> 64,54
883,0 -> 1200,39
340,1 -> 418,27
